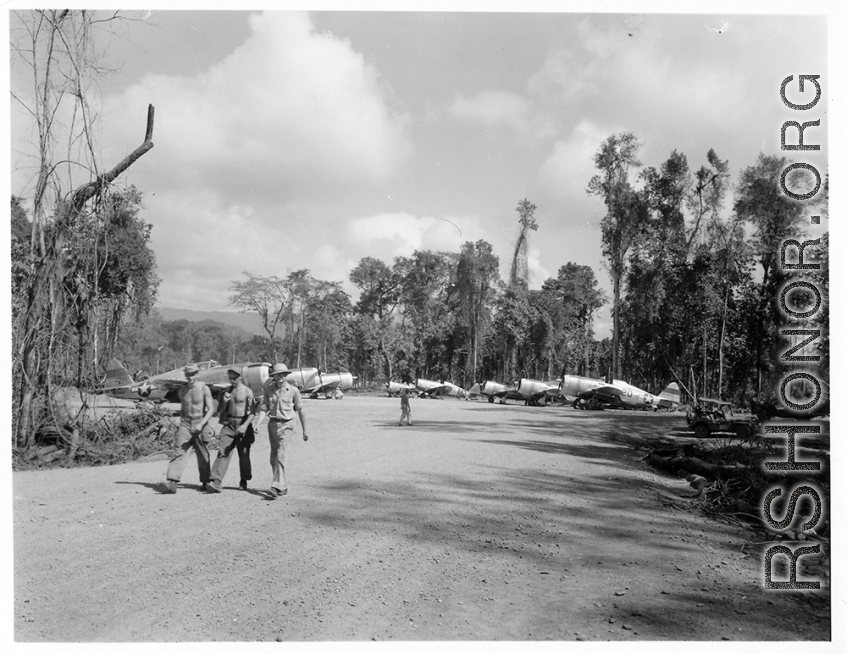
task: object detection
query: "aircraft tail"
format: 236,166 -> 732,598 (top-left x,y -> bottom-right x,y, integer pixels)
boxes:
103,359 -> 134,389
658,382 -> 681,405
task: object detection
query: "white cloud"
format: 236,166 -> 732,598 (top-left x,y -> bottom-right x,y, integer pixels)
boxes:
526,246 -> 550,289
349,212 -> 486,256
147,191 -> 285,310
539,120 -> 610,202
449,90 -> 530,129
526,17 -> 753,149
100,11 -> 411,206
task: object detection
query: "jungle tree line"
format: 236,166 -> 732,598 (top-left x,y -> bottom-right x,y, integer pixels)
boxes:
213,228 -> 609,390
89,201 -> 609,391
204,135 -> 828,408
592,133 -> 828,408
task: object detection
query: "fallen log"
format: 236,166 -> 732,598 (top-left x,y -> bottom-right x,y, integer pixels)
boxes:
31,444 -> 60,460
40,449 -> 66,464
647,452 -> 751,479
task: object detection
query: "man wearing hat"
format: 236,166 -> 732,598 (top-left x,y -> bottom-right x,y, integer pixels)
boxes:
162,364 -> 215,493
254,363 -> 309,498
206,366 -> 256,493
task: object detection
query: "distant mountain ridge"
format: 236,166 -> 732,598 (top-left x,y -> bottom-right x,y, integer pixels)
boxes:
156,307 -> 265,336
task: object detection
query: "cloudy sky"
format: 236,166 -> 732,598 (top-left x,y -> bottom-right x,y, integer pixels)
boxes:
7,3 -> 833,337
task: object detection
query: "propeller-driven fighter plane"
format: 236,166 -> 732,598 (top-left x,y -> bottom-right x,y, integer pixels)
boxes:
385,380 -> 417,397
476,380 -> 509,403
282,367 -> 356,398
512,378 -> 562,405
475,378 -> 560,405
415,378 -> 468,399
561,374 -> 680,411
100,359 -> 271,403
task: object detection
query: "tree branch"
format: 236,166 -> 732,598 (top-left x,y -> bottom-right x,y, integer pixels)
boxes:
71,104 -> 154,211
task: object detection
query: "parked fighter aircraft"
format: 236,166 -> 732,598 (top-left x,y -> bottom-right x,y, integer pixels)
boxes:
477,380 -> 509,403
561,374 -> 680,411
99,359 -> 171,402
282,367 -> 356,399
415,378 -> 468,399
512,378 -> 562,405
473,378 -> 561,405
99,359 -> 271,402
385,380 -> 417,397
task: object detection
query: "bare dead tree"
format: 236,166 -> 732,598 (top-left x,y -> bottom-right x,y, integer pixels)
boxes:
11,10 -> 155,450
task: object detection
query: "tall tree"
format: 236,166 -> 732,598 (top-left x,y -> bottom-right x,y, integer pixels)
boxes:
587,132 -> 646,380
734,154 -> 811,397
685,149 -> 731,252
543,263 -> 607,376
302,280 -> 352,371
228,273 -> 289,361
349,257 -> 400,320
395,250 -> 456,380
509,199 -> 538,288
455,240 -> 500,384
349,257 -> 401,380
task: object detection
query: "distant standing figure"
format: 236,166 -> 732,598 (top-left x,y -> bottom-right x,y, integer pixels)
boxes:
254,363 -> 309,498
399,388 -> 412,426
162,364 -> 215,493
207,367 -> 256,493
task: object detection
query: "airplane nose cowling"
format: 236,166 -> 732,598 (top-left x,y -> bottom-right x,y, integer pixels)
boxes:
243,363 -> 271,395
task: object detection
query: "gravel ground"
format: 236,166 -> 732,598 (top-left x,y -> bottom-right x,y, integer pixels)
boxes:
13,396 -> 830,641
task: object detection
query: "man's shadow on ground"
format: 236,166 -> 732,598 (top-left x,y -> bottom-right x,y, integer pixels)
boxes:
115,480 -> 274,499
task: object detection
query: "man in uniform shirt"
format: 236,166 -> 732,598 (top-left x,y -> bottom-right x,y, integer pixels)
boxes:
254,363 -> 309,498
206,367 -> 256,493
162,364 -> 215,493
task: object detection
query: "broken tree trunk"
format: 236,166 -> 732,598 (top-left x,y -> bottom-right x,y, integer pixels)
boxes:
71,105 -> 155,211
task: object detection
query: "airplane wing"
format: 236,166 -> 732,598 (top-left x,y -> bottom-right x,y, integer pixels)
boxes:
530,385 -> 560,404
143,375 -> 230,396
311,380 -> 342,394
581,384 -> 626,403
482,384 -> 509,398
420,384 -> 452,397
503,388 -> 525,402
151,378 -> 189,391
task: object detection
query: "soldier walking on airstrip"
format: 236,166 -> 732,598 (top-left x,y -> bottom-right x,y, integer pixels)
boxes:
254,363 -> 309,498
399,387 -> 412,426
206,367 -> 256,493
162,364 -> 215,493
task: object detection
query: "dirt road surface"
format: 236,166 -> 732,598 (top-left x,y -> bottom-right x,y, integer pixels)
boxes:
13,396 -> 830,641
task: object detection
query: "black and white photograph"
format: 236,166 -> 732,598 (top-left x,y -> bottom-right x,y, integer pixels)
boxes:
6,1 -> 839,644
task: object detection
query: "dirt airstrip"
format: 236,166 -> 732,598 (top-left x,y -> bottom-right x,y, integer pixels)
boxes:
13,395 -> 830,641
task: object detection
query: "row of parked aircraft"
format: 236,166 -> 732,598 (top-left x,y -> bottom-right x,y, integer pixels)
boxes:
388,375 -> 681,411
99,359 -> 356,403
99,358 -> 680,412
386,379 -> 469,400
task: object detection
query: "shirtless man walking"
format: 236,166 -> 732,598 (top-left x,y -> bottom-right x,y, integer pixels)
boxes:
206,367 -> 256,493
162,364 -> 215,493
